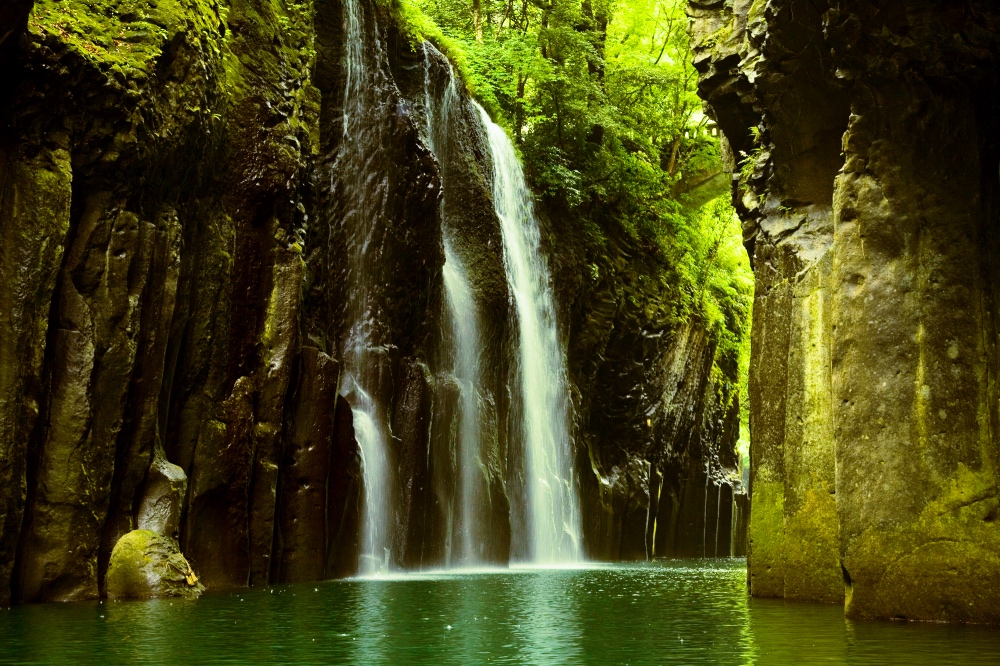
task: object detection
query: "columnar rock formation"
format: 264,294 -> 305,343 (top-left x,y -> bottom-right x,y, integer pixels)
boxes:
0,0 -> 745,604
689,0 -> 1000,622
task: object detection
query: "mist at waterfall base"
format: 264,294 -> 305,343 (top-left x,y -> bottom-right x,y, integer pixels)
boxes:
2,560 -> 996,665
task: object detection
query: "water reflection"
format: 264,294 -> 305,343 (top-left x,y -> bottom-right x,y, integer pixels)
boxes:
512,570 -> 583,661
1,561 -> 999,664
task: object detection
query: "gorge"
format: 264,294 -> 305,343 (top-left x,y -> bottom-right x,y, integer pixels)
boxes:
0,0 -> 747,608
0,0 -> 997,650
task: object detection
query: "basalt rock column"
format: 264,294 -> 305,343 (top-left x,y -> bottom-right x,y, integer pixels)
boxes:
690,0 -> 1000,622
312,0 -> 442,574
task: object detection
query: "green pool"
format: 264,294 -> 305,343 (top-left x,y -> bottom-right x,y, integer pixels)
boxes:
1,560 -> 996,664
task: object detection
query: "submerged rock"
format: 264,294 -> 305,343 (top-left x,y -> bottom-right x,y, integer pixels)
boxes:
105,530 -> 204,600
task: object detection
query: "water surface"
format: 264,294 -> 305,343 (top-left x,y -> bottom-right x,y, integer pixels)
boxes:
1,560 -> 997,664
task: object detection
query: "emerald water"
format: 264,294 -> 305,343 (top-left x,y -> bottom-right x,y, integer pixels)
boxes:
1,560 -> 996,664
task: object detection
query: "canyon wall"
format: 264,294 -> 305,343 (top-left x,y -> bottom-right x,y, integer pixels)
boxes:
0,0 -> 744,603
551,213 -> 746,561
690,0 -> 1000,622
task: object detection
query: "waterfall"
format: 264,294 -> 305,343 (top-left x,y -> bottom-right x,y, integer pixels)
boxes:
473,103 -> 582,563
338,0 -> 394,575
336,0 -> 581,567
423,48 -> 487,565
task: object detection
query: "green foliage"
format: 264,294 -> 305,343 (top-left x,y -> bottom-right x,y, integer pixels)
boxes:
400,0 -> 754,460
413,0 -> 714,217
684,197 -> 753,466
739,125 -> 763,185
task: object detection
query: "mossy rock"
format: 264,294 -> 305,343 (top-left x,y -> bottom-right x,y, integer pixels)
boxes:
105,530 -> 205,600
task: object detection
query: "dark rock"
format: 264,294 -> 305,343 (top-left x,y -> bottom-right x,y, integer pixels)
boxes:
137,451 -> 188,539
276,347 -> 340,584
19,196 -> 154,603
99,209 -> 182,594
0,0 -> 32,47
0,146 -> 72,606
325,395 -> 363,579
105,530 -> 204,600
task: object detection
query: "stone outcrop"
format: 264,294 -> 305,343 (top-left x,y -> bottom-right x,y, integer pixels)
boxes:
137,451 -> 187,539
105,530 -> 204,600
690,0 -> 1000,622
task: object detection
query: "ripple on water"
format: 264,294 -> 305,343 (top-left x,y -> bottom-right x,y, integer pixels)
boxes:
0,560 -> 998,664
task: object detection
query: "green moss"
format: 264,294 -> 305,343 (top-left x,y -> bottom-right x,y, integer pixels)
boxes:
844,464 -> 1000,622
783,486 -> 843,603
748,0 -> 768,20
748,478 -> 785,598
29,0 -> 219,78
105,529 -> 204,599
699,21 -> 735,52
375,0 -> 500,116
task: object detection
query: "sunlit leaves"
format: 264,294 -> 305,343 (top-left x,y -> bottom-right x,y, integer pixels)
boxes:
414,0 -> 752,444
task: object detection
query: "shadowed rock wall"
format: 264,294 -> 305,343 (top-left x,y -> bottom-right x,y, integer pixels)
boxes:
549,205 -> 747,562
690,0 -> 1000,622
0,0 -> 353,604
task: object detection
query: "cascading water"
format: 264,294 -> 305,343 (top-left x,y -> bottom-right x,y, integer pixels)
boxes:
335,0 -> 580,567
473,103 -> 583,563
423,48 -> 487,565
337,0 -> 394,575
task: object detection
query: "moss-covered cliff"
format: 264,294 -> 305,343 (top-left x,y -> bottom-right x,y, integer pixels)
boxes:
690,0 -> 1000,622
547,200 -> 750,560
0,0 -> 326,603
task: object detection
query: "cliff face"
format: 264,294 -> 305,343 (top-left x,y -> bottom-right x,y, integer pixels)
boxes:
690,0 -> 1000,622
0,0 -> 745,604
550,212 -> 746,561
0,0 -> 327,603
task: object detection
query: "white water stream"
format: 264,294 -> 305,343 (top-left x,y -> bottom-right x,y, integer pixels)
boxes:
473,103 -> 582,563
339,0 -> 393,575
338,0 -> 581,567
423,48 -> 487,565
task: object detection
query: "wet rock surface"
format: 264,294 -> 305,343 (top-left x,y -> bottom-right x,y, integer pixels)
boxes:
690,0 -> 1000,622
105,530 -> 204,600
137,452 -> 188,539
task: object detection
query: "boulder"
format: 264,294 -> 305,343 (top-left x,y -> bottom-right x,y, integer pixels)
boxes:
105,530 -> 204,600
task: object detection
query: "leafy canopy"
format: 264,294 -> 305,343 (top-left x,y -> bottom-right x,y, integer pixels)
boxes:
395,0 -> 753,467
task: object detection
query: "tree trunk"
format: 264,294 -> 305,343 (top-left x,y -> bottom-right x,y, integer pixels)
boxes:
473,0 -> 483,43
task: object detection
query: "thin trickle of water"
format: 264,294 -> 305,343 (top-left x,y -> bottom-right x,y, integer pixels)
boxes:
702,469 -> 709,558
442,240 -> 484,563
338,0 -> 394,575
473,102 -> 582,563
423,47 -> 487,565
345,379 -> 391,573
714,484 -> 722,558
